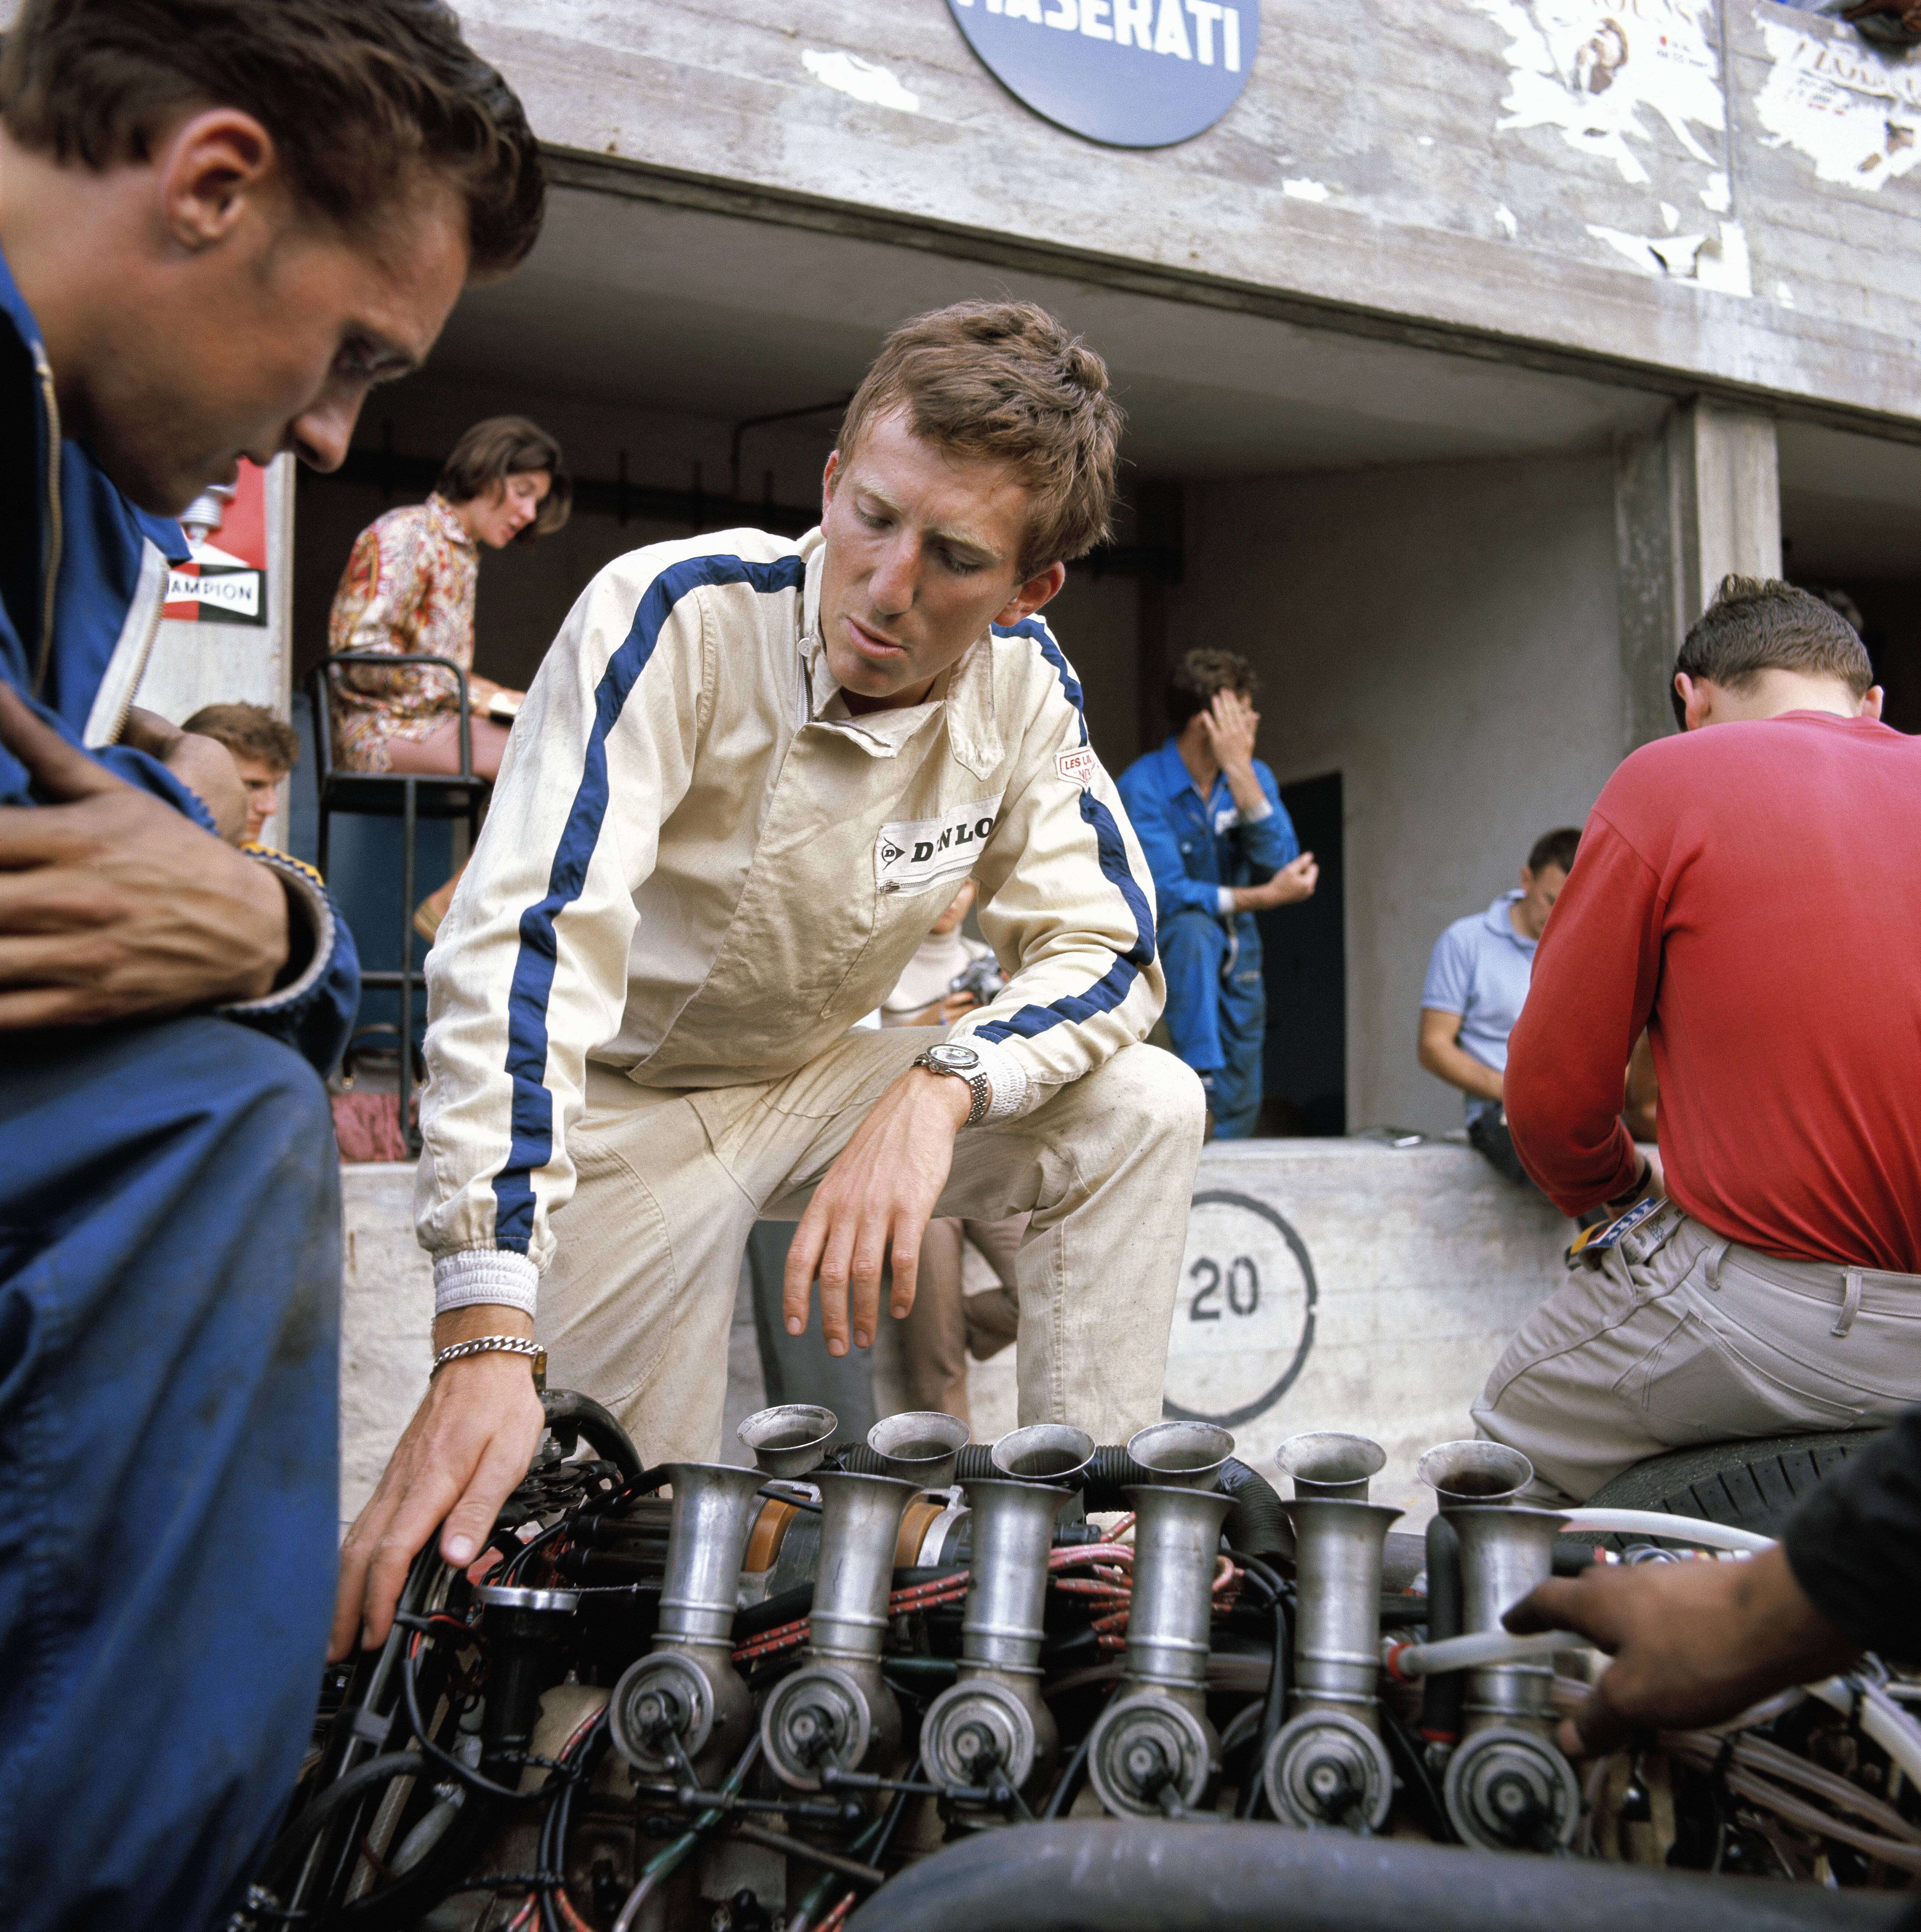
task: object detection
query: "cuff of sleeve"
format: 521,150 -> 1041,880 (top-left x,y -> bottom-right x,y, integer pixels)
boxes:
1239,794 -> 1274,824
959,1035 -> 1028,1125
434,1248 -> 540,1319
222,848 -> 332,1018
1216,885 -> 1237,916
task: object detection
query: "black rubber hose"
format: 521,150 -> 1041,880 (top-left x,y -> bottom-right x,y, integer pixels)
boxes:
842,1820 -> 1906,1932
1420,1513 -> 1464,1746
540,1389 -> 643,1481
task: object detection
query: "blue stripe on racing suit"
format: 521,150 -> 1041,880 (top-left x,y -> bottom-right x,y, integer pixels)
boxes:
491,552 -> 808,1252
975,618 -> 1155,1049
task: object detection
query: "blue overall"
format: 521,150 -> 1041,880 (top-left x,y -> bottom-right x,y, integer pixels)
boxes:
0,242 -> 357,1931
1117,738 -> 1297,1138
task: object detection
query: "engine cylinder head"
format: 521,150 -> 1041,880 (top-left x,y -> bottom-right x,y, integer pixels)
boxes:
1125,1420 -> 1233,1489
1086,1480 -> 1234,1819
1448,1504 -> 1569,1735
991,1422 -> 1096,1483
1087,1692 -> 1214,1819
1262,1710 -> 1396,1831
1287,1497 -> 1400,1721
1276,1430 -> 1386,1502
609,1460 -> 765,1777
762,1470 -> 919,1789
1416,1439 -> 1534,1510
866,1410 -> 969,1491
1442,1724 -> 1582,1852
919,1476 -> 1073,1792
738,1403 -> 838,1481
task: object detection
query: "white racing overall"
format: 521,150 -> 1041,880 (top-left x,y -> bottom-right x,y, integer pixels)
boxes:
414,527 -> 1204,1460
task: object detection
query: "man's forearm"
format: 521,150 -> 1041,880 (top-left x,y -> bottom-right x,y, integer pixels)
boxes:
1418,1030 -> 1504,1105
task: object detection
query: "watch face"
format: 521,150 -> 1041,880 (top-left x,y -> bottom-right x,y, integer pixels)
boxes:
927,1044 -> 981,1072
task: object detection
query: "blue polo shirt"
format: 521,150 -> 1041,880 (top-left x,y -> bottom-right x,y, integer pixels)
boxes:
1420,890 -> 1536,1123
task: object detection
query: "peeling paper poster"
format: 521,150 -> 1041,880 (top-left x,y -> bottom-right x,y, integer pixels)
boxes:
1754,14 -> 1921,190
1463,0 -> 1725,184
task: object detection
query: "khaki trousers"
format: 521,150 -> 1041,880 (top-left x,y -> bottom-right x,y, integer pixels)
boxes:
1473,1203 -> 1921,1503
537,1029 -> 1205,1466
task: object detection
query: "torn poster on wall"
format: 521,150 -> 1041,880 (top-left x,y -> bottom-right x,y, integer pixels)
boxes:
1462,0 -> 1726,186
1755,10 -> 1921,190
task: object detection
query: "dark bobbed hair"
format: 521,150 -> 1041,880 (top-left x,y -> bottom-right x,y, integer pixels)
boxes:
1670,576 -> 1873,729
435,416 -> 570,542
1165,647 -> 1261,735
0,0 -> 544,277
1526,827 -> 1581,878
836,300 -> 1122,578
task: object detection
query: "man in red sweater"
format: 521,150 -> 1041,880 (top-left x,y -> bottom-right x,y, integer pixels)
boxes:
1473,576 -> 1921,1504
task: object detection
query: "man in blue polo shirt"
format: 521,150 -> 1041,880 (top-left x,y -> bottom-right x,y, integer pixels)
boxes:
1417,827 -> 1580,1183
1118,648 -> 1318,1137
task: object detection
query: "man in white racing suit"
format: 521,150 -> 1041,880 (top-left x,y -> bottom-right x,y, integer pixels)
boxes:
333,300 -> 1206,1655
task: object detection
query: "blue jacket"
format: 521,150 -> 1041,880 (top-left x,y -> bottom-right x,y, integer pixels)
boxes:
1117,736 -> 1298,943
0,243 -> 357,1073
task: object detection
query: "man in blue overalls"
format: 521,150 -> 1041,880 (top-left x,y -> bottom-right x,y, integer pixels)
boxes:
1118,649 -> 1318,1137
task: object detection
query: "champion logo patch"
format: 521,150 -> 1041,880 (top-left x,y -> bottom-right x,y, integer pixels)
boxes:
875,793 -> 1006,894
1057,747 -> 1098,787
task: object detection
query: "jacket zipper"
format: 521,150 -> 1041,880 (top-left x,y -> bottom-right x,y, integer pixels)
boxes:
30,351 -> 61,699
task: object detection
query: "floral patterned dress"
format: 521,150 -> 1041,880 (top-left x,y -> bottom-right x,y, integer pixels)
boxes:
326,493 -> 479,772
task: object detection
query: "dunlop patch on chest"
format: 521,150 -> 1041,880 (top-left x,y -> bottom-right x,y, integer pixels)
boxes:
875,793 -> 1005,894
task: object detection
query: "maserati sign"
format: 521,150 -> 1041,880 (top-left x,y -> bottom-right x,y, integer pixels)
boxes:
948,0 -> 1257,148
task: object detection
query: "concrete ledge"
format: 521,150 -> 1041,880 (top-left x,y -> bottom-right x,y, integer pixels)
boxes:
338,1141 -> 1573,1531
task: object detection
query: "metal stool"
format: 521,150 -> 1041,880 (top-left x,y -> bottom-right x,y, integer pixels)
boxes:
310,653 -> 491,1151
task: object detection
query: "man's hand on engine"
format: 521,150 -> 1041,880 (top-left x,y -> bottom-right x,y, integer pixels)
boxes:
785,1066 -> 973,1356
1504,1545 -> 1859,1758
0,681 -> 288,1023
329,1303 -> 548,1660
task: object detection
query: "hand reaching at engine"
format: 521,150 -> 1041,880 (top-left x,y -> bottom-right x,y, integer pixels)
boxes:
783,1065 -> 972,1356
330,1303 -> 548,1658
1504,1544 -> 1859,1757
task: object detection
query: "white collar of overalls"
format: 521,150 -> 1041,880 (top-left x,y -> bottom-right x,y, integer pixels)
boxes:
798,528 -> 1001,778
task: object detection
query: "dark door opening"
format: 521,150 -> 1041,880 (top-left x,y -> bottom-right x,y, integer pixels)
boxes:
1256,770 -> 1345,1136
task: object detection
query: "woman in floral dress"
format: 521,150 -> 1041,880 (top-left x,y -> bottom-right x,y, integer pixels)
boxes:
327,415 -> 570,932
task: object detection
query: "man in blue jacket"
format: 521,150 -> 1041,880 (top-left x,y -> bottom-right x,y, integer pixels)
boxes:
1118,649 -> 1318,1137
0,3 -> 543,1926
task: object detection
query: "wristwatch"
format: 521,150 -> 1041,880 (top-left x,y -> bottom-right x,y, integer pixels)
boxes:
913,1041 -> 993,1127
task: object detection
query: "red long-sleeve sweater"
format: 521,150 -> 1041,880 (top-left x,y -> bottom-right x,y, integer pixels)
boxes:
1506,712 -> 1921,1272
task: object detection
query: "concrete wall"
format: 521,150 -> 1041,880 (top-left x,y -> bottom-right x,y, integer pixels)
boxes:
1166,453 -> 1625,1134
338,1140 -> 1572,1534
458,0 -> 1921,432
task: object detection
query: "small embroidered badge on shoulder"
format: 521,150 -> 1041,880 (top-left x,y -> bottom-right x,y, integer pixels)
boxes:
1057,747 -> 1097,787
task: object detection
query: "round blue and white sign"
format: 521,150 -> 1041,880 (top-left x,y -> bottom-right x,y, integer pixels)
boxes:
947,0 -> 1256,149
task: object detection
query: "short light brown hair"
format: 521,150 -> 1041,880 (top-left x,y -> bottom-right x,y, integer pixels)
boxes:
1671,576 -> 1874,729
1166,648 -> 1260,733
435,416 -> 571,542
182,701 -> 299,773
0,0 -> 544,277
836,301 -> 1122,576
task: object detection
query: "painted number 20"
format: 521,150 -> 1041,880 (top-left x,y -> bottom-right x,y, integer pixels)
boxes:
1188,1255 -> 1259,1321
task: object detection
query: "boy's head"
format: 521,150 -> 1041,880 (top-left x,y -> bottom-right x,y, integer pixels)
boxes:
817,301 -> 1122,711
0,0 -> 543,513
181,701 -> 299,843
1166,648 -> 1260,737
1671,577 -> 1879,731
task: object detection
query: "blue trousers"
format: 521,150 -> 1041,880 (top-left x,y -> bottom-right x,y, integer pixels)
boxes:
1159,910 -> 1266,1139
0,1018 -> 341,1932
